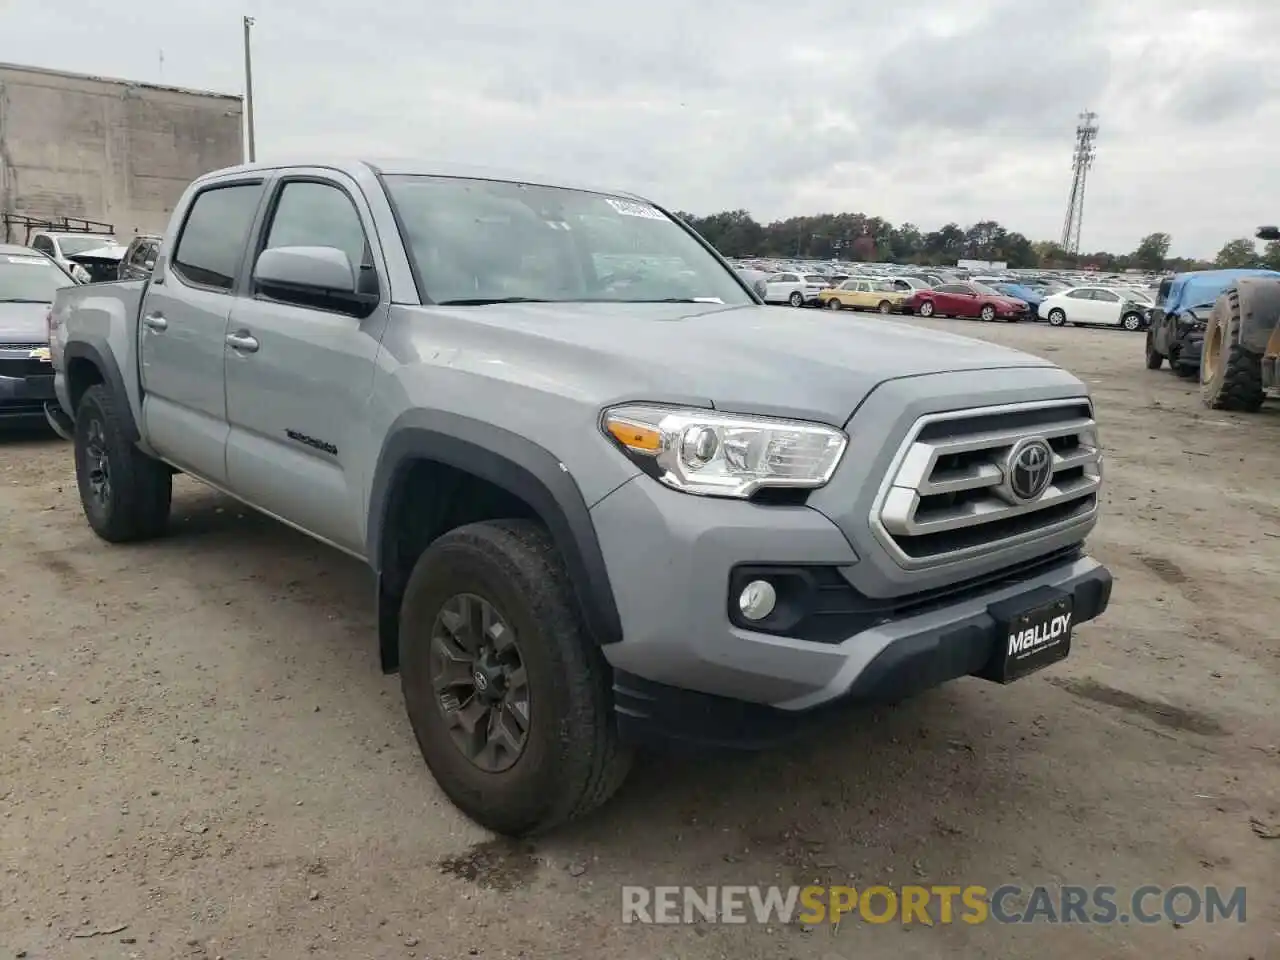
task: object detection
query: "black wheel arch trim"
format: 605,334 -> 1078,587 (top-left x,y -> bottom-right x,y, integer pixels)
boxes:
62,337 -> 139,442
367,410 -> 624,653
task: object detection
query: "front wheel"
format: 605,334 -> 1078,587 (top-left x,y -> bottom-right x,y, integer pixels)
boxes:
1047,308 -> 1067,327
980,304 -> 997,322
918,300 -> 935,317
788,291 -> 804,308
1145,330 -> 1164,369
399,519 -> 632,836
877,300 -> 892,315
1121,312 -> 1143,332
74,384 -> 172,543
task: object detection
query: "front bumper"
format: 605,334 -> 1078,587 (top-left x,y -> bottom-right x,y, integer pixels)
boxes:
0,359 -> 57,422
592,476 -> 1112,748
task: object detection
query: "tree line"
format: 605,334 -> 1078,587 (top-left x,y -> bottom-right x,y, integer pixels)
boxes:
671,209 -> 1280,274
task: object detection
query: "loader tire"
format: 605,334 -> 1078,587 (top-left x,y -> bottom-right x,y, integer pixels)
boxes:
1201,290 -> 1265,412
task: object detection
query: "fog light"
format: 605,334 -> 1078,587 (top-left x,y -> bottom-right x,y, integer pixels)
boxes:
738,580 -> 777,621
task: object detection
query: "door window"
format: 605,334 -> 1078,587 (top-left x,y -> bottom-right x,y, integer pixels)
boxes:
171,182 -> 265,291
1090,289 -> 1120,302
263,181 -> 370,273
780,274 -> 799,283
1065,288 -> 1094,299
31,235 -> 55,256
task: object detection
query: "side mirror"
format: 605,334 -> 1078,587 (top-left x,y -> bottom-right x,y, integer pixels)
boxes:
253,245 -> 377,315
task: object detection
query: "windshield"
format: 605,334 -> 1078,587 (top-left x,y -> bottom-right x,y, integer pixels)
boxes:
383,175 -> 752,306
971,282 -> 1001,296
1121,288 -> 1153,304
56,236 -> 115,256
0,254 -> 73,301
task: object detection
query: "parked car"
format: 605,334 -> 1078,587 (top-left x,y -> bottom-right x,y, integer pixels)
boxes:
1145,269 -> 1280,377
819,278 -> 908,314
0,244 -> 77,427
28,230 -> 117,281
119,234 -> 162,281
1037,287 -> 1150,331
903,282 -> 1030,322
763,271 -> 829,306
50,158 -> 1111,837
991,282 -> 1045,317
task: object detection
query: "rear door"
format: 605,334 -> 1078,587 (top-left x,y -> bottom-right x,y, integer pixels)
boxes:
140,179 -> 265,483
1087,288 -> 1123,325
223,172 -> 391,553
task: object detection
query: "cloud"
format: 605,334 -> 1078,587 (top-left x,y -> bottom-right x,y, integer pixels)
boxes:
2,0 -> 1279,257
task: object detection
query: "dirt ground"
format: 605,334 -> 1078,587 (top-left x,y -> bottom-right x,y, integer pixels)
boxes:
1,317 -> 1278,960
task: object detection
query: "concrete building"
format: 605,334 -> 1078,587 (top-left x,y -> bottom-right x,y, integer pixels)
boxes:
0,62 -> 243,242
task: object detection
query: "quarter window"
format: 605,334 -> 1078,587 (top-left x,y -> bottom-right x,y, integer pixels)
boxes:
171,183 -> 265,291
31,235 -> 55,256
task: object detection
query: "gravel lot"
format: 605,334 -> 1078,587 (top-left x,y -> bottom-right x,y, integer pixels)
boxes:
2,316 -> 1278,960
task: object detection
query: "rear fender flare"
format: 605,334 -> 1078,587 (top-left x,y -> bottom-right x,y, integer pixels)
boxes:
62,337 -> 139,442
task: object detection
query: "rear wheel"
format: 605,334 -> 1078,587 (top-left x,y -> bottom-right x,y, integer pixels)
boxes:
918,300 -> 935,317
788,291 -> 804,307
826,298 -> 842,310
74,384 -> 172,543
1047,308 -> 1067,327
399,519 -> 632,836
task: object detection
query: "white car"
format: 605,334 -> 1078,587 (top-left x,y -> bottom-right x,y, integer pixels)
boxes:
1037,286 -> 1151,331
28,231 -> 119,282
763,271 -> 829,307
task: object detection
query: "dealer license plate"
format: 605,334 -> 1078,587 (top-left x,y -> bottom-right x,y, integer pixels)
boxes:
987,592 -> 1073,684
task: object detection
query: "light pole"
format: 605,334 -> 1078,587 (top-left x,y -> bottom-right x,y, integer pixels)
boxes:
243,15 -> 256,162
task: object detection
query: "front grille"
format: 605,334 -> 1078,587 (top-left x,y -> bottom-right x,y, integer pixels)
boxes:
0,342 -> 48,352
871,398 -> 1100,567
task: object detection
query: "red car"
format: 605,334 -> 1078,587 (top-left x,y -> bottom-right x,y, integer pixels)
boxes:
903,282 -> 1029,322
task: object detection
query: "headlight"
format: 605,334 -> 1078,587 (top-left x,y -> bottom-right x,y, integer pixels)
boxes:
601,404 -> 848,498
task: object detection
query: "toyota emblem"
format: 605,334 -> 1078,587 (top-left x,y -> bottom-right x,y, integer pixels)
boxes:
473,671 -> 489,692
1005,437 -> 1054,503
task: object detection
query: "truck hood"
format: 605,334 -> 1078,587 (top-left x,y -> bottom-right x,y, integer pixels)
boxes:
0,300 -> 50,343
414,301 -> 1059,425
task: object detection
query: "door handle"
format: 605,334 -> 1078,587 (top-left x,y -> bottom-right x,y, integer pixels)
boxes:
226,332 -> 259,353
143,313 -> 167,331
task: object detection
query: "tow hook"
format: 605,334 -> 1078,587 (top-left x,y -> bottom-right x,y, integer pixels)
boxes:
44,401 -> 74,441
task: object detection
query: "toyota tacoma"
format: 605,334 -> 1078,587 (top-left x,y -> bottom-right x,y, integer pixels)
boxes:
48,159 -> 1112,835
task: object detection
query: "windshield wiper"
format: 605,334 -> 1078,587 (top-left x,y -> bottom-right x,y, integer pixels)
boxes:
0,298 -> 50,304
627,297 -> 724,304
435,296 -> 553,306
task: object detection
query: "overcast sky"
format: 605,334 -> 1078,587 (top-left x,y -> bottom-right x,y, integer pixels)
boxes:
3,0 -> 1279,258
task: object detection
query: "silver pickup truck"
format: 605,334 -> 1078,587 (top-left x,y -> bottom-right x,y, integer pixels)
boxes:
49,159 -> 1112,835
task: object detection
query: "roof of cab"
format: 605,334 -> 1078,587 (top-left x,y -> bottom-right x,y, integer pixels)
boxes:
192,158 -> 652,205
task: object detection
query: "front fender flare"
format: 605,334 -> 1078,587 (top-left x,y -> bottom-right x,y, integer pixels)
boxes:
367,410 -> 624,650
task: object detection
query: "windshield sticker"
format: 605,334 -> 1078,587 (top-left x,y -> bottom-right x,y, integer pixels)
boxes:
7,256 -> 47,264
605,197 -> 666,220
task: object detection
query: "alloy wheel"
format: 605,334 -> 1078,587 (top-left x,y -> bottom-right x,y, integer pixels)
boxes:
430,592 -> 530,773
84,418 -> 112,511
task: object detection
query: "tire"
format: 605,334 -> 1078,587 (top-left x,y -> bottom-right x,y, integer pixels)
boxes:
1121,312 -> 1143,332
788,291 -> 804,307
877,300 -> 892,314
398,519 -> 633,836
74,384 -> 172,543
1201,292 -> 1265,412
918,300 -> 935,317
1144,330 -> 1164,369
980,304 -> 996,322
826,298 -> 842,310
1047,308 -> 1067,327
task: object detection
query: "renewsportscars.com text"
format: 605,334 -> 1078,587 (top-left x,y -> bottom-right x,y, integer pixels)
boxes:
621,884 -> 1246,926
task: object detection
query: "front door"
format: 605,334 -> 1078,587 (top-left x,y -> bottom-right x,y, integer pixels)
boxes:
139,180 -> 266,483
223,174 -> 391,553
